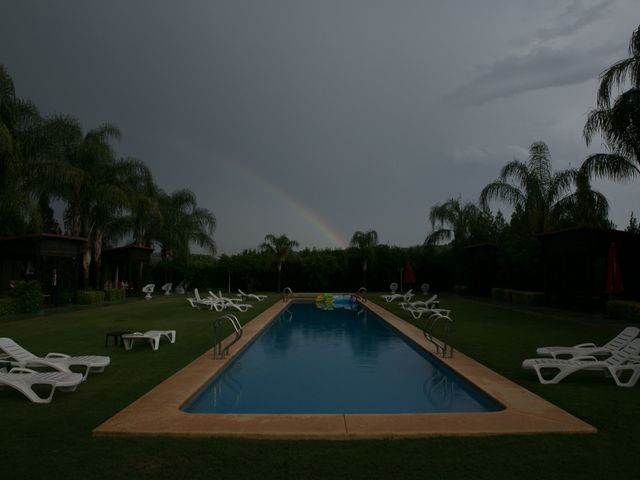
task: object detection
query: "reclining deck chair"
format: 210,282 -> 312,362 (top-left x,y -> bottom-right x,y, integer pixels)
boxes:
0,367 -> 83,403
536,326 -> 639,359
121,330 -> 176,351
522,338 -> 640,386
237,289 -> 267,301
0,337 -> 110,380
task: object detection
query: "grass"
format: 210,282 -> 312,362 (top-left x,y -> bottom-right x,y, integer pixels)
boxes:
1,293 -> 639,479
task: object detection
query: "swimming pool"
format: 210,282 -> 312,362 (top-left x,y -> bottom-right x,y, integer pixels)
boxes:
182,302 -> 502,414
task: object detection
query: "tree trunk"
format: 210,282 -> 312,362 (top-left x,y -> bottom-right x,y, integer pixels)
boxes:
93,229 -> 103,289
82,241 -> 91,289
277,262 -> 282,292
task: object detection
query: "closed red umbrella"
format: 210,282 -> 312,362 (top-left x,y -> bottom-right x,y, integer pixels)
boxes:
606,242 -> 623,295
403,262 -> 416,287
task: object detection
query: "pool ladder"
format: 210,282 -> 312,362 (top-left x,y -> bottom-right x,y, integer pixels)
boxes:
423,312 -> 454,358
212,314 -> 243,359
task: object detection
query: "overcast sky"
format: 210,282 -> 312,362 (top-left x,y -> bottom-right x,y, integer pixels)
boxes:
1,1 -> 638,253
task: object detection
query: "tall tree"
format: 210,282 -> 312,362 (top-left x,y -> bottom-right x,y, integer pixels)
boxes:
349,230 -> 378,287
260,234 -> 299,291
582,25 -> 640,181
153,188 -> 217,263
51,119 -> 124,286
549,171 -> 612,229
0,65 -> 49,234
118,160 -> 161,246
425,198 -> 494,247
479,142 -> 577,233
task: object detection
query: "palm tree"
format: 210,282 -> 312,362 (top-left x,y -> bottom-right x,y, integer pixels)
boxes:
118,160 -> 161,246
425,198 -> 493,246
48,119 -> 125,286
349,230 -> 378,287
260,234 -> 299,291
550,171 -> 612,229
0,65 -> 50,234
153,188 -> 217,263
479,142 -> 577,233
582,25 -> 640,181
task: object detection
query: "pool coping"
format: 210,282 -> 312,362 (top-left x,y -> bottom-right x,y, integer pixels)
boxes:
92,298 -> 597,439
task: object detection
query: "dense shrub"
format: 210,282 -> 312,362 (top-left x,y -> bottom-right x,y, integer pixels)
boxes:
104,288 -> 125,302
491,288 -> 511,302
0,297 -> 16,316
454,285 -> 470,295
492,288 -> 544,306
510,290 -> 545,306
606,300 -> 640,321
14,281 -> 43,314
76,290 -> 105,305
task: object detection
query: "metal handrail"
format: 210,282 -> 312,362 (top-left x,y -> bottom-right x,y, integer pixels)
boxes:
423,312 -> 454,357
212,314 -> 243,359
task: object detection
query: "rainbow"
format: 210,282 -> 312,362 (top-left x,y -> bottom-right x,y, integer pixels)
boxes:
235,163 -> 349,249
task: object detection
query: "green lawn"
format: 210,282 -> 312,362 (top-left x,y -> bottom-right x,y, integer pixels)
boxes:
1,293 -> 638,479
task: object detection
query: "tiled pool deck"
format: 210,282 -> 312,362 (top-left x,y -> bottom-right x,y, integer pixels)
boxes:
93,298 -> 596,439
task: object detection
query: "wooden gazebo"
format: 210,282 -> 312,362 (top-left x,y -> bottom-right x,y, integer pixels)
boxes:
101,244 -> 154,294
537,227 -> 640,308
0,233 -> 86,297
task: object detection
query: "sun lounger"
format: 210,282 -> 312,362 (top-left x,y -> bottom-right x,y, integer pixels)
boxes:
382,289 -> 414,303
121,330 -> 176,351
522,338 -> 640,386
536,326 -> 639,359
0,367 -> 83,403
237,289 -> 267,301
0,337 -> 110,380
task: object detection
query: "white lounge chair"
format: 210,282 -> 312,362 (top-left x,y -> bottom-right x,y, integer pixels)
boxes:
522,338 -> 640,386
209,291 -> 252,312
402,294 -> 439,309
237,289 -> 267,301
382,289 -> 414,303
142,283 -> 155,299
536,326 -> 640,359
188,289 -> 225,311
161,283 -> 173,295
0,337 -> 111,380
404,306 -> 451,320
121,330 -> 176,351
0,367 -> 83,403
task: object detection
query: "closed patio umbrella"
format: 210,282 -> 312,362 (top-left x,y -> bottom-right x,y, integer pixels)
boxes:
403,262 -> 416,290
606,242 -> 623,296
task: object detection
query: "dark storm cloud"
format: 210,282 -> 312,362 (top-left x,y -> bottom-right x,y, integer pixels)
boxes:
1,1 -> 638,251
532,0 -> 615,41
446,41 -> 625,106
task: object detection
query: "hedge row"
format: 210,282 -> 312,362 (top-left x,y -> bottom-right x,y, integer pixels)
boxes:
606,300 -> 640,321
454,285 -> 471,295
76,290 -> 106,305
104,288 -> 125,302
0,298 -> 16,316
491,288 -> 545,306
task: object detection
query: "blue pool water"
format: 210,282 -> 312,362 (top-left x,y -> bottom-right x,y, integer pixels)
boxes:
182,302 -> 503,414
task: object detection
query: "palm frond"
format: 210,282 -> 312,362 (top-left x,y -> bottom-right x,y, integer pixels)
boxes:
581,153 -> 640,181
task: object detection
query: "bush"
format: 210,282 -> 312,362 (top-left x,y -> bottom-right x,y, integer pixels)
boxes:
14,281 -> 43,314
491,288 -> 511,302
76,290 -> 105,305
510,290 -> 545,306
104,288 -> 125,302
0,297 -> 16,317
454,285 -> 470,295
606,300 -> 640,321
492,288 -> 544,306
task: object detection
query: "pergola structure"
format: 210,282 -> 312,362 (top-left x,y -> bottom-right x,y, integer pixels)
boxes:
537,227 -> 640,308
101,244 -> 154,294
0,233 -> 86,296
